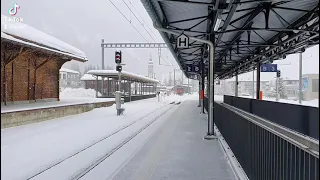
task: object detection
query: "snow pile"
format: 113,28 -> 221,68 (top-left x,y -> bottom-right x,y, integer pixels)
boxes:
60,88 -> 101,98
80,74 -> 102,81
1,14 -> 87,60
60,68 -> 80,74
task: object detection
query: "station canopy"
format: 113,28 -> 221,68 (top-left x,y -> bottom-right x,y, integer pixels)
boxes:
141,0 -> 319,79
87,70 -> 160,83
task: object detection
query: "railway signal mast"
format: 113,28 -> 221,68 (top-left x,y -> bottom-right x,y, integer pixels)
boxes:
115,50 -> 125,116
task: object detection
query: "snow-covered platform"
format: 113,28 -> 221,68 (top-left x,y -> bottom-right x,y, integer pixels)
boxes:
1,97 -> 113,113
111,99 -> 236,180
1,97 -> 114,129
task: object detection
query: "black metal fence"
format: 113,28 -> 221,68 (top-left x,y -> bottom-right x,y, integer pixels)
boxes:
204,97 -> 319,180
124,94 -> 156,102
223,95 -> 319,140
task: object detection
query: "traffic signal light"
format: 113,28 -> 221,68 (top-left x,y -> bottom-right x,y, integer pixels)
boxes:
116,65 -> 122,72
115,51 -> 121,64
277,70 -> 281,77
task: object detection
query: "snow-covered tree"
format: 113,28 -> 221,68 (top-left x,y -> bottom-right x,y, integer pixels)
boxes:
84,64 -> 96,74
163,78 -> 168,86
278,78 -> 287,99
106,65 -> 113,70
168,73 -> 173,86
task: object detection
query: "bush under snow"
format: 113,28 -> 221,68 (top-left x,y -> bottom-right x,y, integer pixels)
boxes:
60,88 -> 101,98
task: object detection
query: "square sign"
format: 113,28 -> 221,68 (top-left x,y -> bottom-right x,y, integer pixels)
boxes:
176,33 -> 189,49
186,65 -> 201,74
260,64 -> 277,72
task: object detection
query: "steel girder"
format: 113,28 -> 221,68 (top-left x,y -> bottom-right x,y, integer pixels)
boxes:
141,0 -> 319,79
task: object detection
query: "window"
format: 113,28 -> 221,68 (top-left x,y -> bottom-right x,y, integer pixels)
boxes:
63,74 -> 66,79
312,79 -> 319,92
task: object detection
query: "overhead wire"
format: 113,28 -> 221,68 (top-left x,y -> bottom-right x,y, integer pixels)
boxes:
109,0 -> 149,42
109,0 -> 173,66
123,0 -> 173,67
128,0 -> 159,38
122,0 -> 157,43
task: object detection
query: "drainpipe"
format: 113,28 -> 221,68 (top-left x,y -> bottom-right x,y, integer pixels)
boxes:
153,23 -> 216,138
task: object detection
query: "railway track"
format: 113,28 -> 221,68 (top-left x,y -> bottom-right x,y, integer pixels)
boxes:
26,101 -> 181,180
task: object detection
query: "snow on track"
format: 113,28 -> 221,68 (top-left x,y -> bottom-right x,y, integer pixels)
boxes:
1,94 -> 193,180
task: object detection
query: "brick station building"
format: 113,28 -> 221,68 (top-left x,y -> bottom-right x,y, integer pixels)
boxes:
1,19 -> 87,105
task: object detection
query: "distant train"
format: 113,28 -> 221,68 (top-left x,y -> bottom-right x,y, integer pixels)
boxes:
174,85 -> 185,95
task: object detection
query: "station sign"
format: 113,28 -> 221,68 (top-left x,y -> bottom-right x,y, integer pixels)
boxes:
186,65 -> 201,74
176,33 -> 189,49
260,64 -> 277,72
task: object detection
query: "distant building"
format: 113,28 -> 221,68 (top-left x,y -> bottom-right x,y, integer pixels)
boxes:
302,74 -> 319,101
59,68 -> 81,91
148,56 -> 154,78
282,78 -> 299,98
226,80 -> 269,96
80,74 -> 117,95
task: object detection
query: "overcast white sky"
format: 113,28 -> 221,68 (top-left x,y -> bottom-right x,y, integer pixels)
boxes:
1,0 -> 318,82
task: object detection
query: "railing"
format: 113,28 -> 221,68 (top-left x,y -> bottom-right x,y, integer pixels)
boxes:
204,97 -> 319,180
223,95 -> 319,140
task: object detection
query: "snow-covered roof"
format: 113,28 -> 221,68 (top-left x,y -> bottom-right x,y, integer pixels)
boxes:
1,14 -> 87,61
60,68 -> 80,74
87,70 -> 160,83
80,74 -> 102,81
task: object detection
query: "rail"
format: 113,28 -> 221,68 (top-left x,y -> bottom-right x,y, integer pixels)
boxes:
204,97 -> 319,180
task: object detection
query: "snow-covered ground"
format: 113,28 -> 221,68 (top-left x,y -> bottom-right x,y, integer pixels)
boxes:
60,88 -> 101,98
1,94 -> 192,180
1,97 -> 113,113
1,88 -> 108,113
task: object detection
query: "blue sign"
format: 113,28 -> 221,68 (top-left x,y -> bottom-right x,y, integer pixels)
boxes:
302,77 -> 308,90
186,65 -> 201,74
260,64 -> 277,72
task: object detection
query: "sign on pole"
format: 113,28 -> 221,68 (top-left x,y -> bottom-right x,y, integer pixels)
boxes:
176,33 -> 189,49
260,64 -> 277,72
186,65 -> 201,74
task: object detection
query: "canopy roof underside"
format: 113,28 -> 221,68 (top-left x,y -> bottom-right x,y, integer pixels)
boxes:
141,0 -> 319,79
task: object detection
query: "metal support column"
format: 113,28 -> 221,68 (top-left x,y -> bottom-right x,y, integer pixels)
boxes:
299,52 -> 302,104
207,34 -> 215,137
256,62 -> 261,99
201,64 -> 205,114
198,79 -> 201,107
118,72 -> 121,92
101,77 -> 104,96
187,78 -> 190,94
107,78 -> 110,96
252,69 -> 255,98
95,76 -> 98,98
235,73 -> 238,97
101,39 -> 105,70
276,76 -> 279,101
153,24 -> 215,138
182,71 -> 184,85
129,79 -> 132,102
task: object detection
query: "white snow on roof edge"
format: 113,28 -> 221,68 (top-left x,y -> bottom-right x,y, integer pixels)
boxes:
87,70 -> 160,83
1,14 -> 88,60
60,68 -> 80,74
1,32 -> 87,61
80,74 -> 102,81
